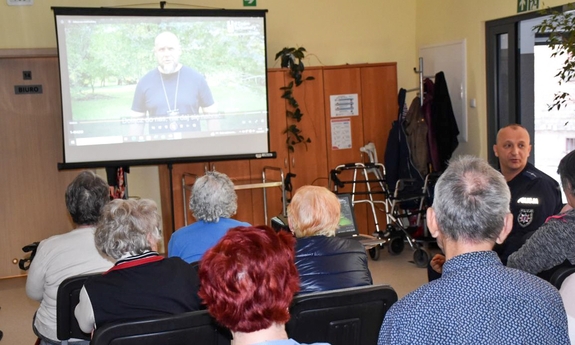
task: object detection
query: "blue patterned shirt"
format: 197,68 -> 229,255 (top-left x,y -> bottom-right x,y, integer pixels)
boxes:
378,251 -> 569,345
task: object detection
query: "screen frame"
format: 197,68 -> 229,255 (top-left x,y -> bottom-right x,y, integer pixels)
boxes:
52,6 -> 273,170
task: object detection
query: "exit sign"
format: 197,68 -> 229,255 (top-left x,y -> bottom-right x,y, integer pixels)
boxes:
243,0 -> 256,7
518,0 -> 539,13
7,0 -> 33,5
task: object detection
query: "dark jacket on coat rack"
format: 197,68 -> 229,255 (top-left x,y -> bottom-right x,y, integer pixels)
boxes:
423,78 -> 441,172
404,97 -> 429,178
431,71 -> 459,171
384,88 -> 423,193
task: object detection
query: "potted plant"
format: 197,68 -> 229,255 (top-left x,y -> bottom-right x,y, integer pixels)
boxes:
275,47 -> 315,152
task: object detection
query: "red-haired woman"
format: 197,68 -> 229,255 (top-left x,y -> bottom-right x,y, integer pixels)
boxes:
199,226 -> 329,345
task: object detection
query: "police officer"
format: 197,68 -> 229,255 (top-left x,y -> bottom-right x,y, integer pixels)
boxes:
428,124 -> 562,279
492,124 -> 562,264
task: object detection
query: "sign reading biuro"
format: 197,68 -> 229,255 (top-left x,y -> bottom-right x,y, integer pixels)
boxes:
518,0 -> 539,13
14,85 -> 43,94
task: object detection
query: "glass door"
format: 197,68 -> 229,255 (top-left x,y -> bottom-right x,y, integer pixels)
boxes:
486,20 -> 517,165
486,7 -> 572,199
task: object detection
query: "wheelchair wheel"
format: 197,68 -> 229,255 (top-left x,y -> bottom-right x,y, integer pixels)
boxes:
413,248 -> 430,268
388,236 -> 405,255
368,245 -> 381,260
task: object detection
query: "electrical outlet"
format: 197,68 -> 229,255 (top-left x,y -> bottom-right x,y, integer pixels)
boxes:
7,0 -> 33,6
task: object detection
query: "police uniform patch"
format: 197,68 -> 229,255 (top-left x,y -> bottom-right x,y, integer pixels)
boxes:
518,208 -> 534,227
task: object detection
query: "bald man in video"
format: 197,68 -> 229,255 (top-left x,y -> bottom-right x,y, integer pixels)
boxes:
131,31 -> 216,134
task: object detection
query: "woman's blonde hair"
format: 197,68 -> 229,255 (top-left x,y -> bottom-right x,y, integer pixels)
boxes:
287,185 -> 340,238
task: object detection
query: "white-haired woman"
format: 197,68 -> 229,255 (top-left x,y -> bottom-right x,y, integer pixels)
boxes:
168,171 -> 250,263
288,185 -> 372,294
75,199 -> 200,334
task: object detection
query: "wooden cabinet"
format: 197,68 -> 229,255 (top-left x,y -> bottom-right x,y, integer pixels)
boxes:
248,70 -> 291,226
359,65 -> 399,233
361,65 -> 398,157
160,62 -> 397,240
322,64 -> 398,169
321,64 -> 397,234
323,66 -> 365,168
285,68 -> 329,190
261,63 -> 397,234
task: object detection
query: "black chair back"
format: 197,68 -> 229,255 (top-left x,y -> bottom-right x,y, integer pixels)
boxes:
56,272 -> 102,342
90,310 -> 231,345
550,265 -> 575,289
286,284 -> 398,345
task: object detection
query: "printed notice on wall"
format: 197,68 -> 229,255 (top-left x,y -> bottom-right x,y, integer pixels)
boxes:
330,94 -> 358,117
331,118 -> 352,150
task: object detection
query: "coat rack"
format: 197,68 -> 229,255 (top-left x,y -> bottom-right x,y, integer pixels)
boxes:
406,57 -> 434,107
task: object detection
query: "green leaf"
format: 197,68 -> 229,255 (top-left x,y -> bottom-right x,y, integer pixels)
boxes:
288,98 -> 298,108
281,90 -> 292,99
293,108 -> 303,121
277,46 -> 316,151
292,49 -> 305,60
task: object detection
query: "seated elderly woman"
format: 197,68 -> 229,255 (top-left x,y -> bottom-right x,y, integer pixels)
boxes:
27,171 -> 113,345
168,171 -> 250,263
199,225 -> 329,345
74,198 -> 200,333
288,185 -> 372,294
507,149 -> 575,280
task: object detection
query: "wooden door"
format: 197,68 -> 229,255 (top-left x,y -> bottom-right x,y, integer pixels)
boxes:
288,68 -> 329,193
360,63 -> 398,233
0,55 -> 79,278
360,63 -> 398,163
323,66 -> 365,169
322,66 -> 371,233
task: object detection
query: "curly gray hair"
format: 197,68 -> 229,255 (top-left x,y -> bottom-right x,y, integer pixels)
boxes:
95,198 -> 162,260
189,171 -> 237,222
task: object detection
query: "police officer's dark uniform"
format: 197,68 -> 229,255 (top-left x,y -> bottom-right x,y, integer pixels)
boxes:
495,162 -> 563,264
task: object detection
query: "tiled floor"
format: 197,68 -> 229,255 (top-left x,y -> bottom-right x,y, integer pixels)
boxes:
0,247 -> 432,344
368,245 -> 432,298
0,276 -> 39,344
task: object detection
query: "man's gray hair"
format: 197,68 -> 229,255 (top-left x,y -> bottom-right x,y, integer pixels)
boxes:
189,171 -> 237,222
95,198 -> 162,260
433,155 -> 510,242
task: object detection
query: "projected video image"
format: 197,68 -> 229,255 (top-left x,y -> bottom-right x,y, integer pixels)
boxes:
57,14 -> 267,147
